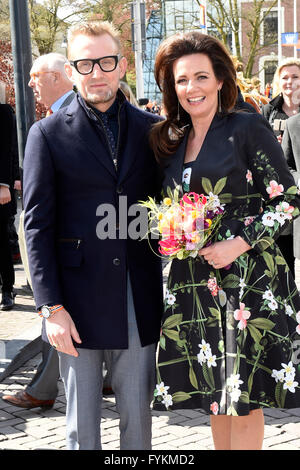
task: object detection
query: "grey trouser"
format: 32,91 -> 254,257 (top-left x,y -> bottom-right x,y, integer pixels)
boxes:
58,277 -> 156,450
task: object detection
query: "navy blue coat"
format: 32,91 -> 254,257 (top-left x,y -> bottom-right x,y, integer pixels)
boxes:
23,93 -> 164,349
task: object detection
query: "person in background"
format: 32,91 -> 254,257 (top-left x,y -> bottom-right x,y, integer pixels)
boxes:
119,81 -> 139,107
261,58 -> 300,277
0,103 -> 19,311
282,112 -> 300,281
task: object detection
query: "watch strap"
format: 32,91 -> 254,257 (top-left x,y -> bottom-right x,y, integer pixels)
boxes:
38,304 -> 64,318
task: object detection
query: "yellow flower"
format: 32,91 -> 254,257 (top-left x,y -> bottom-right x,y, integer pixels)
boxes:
163,197 -> 172,206
158,212 -> 164,221
205,219 -> 212,227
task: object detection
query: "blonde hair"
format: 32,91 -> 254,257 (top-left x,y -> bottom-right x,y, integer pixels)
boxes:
119,81 -> 138,107
272,57 -> 300,97
67,20 -> 121,58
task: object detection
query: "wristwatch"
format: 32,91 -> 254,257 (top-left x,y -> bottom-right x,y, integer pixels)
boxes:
38,304 -> 64,319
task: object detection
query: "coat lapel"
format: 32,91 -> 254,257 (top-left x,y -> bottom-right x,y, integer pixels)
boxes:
117,104 -> 151,183
162,130 -> 189,194
63,97 -> 117,179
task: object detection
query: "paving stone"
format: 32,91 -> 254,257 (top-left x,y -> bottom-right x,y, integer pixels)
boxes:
1,255 -> 300,450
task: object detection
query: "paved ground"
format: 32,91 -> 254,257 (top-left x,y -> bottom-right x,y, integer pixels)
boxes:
1,247 -> 300,451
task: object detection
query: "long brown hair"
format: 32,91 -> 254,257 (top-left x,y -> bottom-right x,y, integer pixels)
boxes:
149,31 -> 237,160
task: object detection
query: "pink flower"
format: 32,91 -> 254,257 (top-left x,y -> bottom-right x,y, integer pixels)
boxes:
244,215 -> 255,226
210,402 -> 219,415
207,277 -> 220,296
234,303 -> 251,330
159,238 -> 181,256
246,170 -> 252,183
266,180 -> 284,199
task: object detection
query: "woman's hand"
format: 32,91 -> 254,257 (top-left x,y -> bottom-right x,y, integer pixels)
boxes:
198,236 -> 251,269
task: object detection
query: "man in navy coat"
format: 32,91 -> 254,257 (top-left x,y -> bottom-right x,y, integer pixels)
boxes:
23,21 -> 163,450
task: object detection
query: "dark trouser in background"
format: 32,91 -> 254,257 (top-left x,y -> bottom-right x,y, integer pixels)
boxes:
0,212 -> 15,293
26,341 -> 60,401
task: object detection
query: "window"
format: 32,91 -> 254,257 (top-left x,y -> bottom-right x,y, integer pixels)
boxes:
263,11 -> 278,45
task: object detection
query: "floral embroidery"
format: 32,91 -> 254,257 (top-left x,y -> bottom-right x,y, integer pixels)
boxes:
234,303 -> 251,330
266,180 -> 284,198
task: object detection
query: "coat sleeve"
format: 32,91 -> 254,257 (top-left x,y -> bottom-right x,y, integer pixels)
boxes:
281,118 -> 300,185
23,121 -> 63,309
237,114 -> 300,254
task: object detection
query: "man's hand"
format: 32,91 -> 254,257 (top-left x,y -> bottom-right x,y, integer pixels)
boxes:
198,236 -> 251,269
46,308 -> 82,357
0,185 -> 11,205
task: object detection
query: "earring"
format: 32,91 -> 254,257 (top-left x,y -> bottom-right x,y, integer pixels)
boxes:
218,89 -> 222,113
177,101 -> 180,121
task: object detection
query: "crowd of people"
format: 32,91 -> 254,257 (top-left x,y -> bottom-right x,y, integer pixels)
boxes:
1,19 -> 300,452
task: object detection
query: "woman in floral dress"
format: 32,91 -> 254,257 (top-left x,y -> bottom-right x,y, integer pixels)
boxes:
149,31 -> 300,449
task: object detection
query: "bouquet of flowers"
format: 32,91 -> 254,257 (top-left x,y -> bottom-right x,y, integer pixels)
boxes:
140,186 -> 225,260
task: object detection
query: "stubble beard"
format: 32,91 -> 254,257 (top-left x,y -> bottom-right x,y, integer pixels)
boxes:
85,88 -> 115,106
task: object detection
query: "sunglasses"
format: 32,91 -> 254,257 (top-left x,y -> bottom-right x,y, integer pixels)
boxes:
69,55 -> 121,75
30,71 -> 55,81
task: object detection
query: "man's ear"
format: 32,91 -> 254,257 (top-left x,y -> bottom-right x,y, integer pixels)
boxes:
119,56 -> 127,80
64,62 -> 75,84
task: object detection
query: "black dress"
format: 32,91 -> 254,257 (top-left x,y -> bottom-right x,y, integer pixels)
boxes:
153,112 -> 300,416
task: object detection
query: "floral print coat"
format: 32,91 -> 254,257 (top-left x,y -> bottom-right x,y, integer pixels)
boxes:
153,112 -> 300,416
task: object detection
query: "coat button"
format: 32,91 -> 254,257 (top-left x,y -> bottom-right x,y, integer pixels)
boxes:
113,258 -> 120,266
116,186 -> 123,194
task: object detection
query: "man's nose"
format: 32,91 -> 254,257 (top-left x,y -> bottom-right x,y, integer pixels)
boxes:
91,63 -> 105,77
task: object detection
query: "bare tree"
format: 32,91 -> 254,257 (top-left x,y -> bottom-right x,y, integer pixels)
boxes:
201,0 -> 278,78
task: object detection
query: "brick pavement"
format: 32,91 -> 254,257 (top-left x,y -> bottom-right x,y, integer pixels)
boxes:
1,260 -> 300,450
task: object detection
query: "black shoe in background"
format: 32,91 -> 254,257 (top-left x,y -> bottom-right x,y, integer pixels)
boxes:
0,291 -> 14,311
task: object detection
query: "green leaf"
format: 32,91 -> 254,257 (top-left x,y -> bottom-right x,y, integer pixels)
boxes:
221,274 -> 240,288
249,318 -> 275,331
159,335 -> 166,350
209,307 -> 221,319
172,391 -> 192,403
189,366 -> 199,390
286,185 -> 298,195
248,373 -> 254,394
262,251 -> 275,275
275,255 -> 287,266
201,177 -> 213,194
218,193 -> 232,203
213,177 -> 227,195
202,363 -> 215,390
275,382 -> 287,408
163,329 -> 180,342
239,391 -> 250,404
162,314 -> 183,329
247,323 -> 263,344
218,339 -> 224,353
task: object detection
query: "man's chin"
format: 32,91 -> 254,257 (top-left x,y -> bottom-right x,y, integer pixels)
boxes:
85,91 -> 114,105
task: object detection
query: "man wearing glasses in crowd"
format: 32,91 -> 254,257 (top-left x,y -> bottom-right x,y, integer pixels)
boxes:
23,20 -> 163,450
